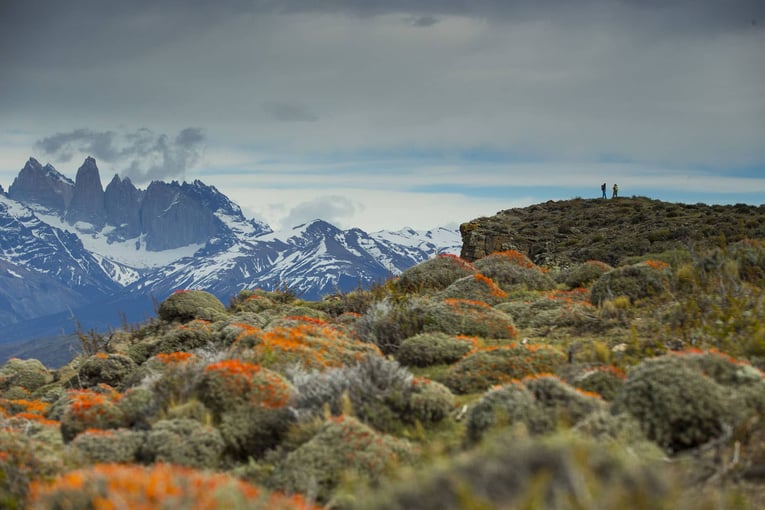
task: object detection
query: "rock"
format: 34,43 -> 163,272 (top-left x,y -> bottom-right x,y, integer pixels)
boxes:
65,157 -> 106,228
8,158 -> 74,212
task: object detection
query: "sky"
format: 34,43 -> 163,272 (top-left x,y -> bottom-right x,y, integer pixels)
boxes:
1,0 -> 764,232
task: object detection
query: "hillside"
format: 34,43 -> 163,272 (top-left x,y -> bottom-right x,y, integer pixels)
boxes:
460,196 -> 765,266
2,199 -> 765,508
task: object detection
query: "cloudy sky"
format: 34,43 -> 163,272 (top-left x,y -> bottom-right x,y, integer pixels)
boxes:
1,0 -> 764,231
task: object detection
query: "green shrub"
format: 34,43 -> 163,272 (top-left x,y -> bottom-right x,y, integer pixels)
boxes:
268,415 -> 417,503
355,297 -> 429,355
151,319 -> 217,355
730,239 -> 765,284
559,260 -> 613,289
219,405 -> 296,461
60,387 -> 126,442
347,432 -> 673,510
407,378 -> 455,425
466,382 -> 546,443
395,254 -> 476,293
422,298 -> 517,339
612,355 -> 729,452
70,428 -> 145,464
0,358 -> 52,393
522,374 -> 605,427
435,274 -> 508,305
444,344 -> 566,394
77,353 -> 137,389
396,332 -> 474,367
568,366 -> 626,401
590,263 -> 668,305
473,251 -> 555,291
0,429 -> 63,507
196,360 -> 294,417
115,388 -> 159,429
157,290 -> 227,323
141,418 -> 225,468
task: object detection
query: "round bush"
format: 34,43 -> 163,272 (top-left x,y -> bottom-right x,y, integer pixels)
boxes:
355,297 -> 429,355
141,418 -> 225,468
0,358 -> 52,392
466,382 -> 545,443
395,254 -> 476,293
60,388 -> 126,442
559,260 -> 613,289
436,274 -> 508,305
196,360 -> 294,417
77,353 -> 137,389
590,264 -> 668,305
70,428 -> 145,464
445,345 -> 566,394
612,355 -> 729,452
422,299 -> 517,339
396,332 -> 474,367
473,251 -> 555,291
570,366 -> 626,401
157,290 -> 227,323
219,405 -> 296,460
268,415 -> 417,503
522,375 -> 605,427
152,319 -> 216,355
408,378 -> 455,425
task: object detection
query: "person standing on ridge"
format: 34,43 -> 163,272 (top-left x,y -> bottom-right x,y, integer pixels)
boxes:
612,183 -> 619,198
601,182 -> 607,198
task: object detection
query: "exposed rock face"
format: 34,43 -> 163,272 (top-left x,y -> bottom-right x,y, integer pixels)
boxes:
65,157 -> 106,228
8,158 -> 74,212
140,181 -> 220,251
104,174 -> 142,238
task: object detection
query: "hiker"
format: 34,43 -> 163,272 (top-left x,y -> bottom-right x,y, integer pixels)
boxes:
612,183 -> 619,198
601,182 -> 607,199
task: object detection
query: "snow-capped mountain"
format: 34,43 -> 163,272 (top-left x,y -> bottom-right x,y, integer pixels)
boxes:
0,157 -> 460,363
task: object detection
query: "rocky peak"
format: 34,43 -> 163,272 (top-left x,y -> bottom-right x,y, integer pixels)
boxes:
104,174 -> 142,238
8,157 -> 74,212
65,157 -> 106,229
140,180 -> 222,251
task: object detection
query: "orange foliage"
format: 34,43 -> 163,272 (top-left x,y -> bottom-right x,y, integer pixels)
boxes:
28,463 -> 321,510
473,273 -> 508,299
644,259 -> 670,271
204,360 -> 291,408
493,250 -> 538,269
155,352 -> 196,365
437,253 -> 476,272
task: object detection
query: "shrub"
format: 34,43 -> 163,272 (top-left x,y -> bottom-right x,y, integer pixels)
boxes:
559,260 -> 613,289
435,274 -> 508,305
355,297 -> 429,355
395,254 -> 476,293
0,430 -> 64,507
76,353 -> 137,389
522,374 -> 605,427
396,333 -> 475,367
473,251 -> 555,291
152,319 -> 216,355
70,428 -> 145,464
196,360 -> 293,417
59,387 -> 126,442
347,432 -> 672,510
157,289 -> 227,323
236,319 -> 381,371
465,382 -> 546,443
569,366 -> 626,401
115,387 -> 159,429
268,415 -> 417,503
141,419 -> 225,468
0,359 -> 52,393
444,345 -> 566,394
612,355 -> 729,452
731,238 -> 765,284
422,298 -> 517,339
289,356 -> 453,432
590,263 -> 668,305
28,463 -> 320,510
219,405 -> 296,460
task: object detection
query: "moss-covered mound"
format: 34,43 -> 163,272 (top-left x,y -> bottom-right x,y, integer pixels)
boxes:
157,290 -> 227,323
395,254 -> 476,293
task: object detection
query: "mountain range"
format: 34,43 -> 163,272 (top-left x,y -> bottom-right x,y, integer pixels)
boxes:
0,157 -> 460,364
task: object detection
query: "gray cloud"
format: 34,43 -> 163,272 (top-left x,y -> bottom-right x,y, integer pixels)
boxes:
262,101 -> 319,122
35,128 -> 206,183
282,196 -> 360,228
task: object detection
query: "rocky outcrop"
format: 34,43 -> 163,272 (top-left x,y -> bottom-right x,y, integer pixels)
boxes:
460,198 -> 765,267
8,158 -> 74,212
65,157 -> 106,228
104,174 -> 142,239
140,181 -> 220,251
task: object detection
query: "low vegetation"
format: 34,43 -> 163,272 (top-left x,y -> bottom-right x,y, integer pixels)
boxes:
3,198 -> 765,508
